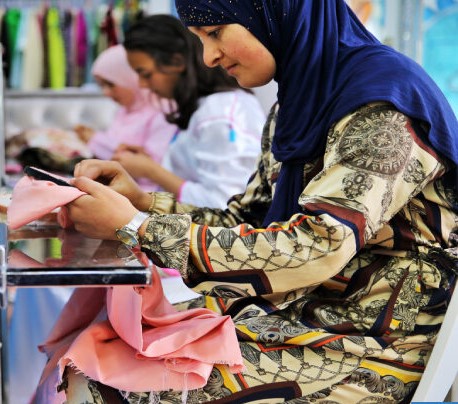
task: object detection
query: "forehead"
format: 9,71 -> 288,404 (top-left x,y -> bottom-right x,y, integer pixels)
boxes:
188,25 -> 218,34
94,76 -> 115,86
126,51 -> 155,65
176,1 -> 274,56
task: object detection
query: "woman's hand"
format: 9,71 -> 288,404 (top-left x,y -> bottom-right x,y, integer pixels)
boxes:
112,152 -> 185,195
74,125 -> 95,143
73,159 -> 151,211
67,177 -> 139,240
115,143 -> 146,154
112,150 -> 158,179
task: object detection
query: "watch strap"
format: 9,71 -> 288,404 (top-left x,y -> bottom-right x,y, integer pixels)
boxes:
125,211 -> 150,232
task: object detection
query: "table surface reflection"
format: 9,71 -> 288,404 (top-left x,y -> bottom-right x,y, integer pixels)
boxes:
3,224 -> 151,287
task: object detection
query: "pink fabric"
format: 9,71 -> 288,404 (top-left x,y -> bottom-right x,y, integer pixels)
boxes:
162,267 -> 180,277
89,45 -> 177,191
37,267 -> 245,397
75,10 -> 87,69
7,172 -> 85,230
9,170 -> 245,397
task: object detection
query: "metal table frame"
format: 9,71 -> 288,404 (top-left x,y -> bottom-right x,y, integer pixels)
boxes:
0,223 -> 152,404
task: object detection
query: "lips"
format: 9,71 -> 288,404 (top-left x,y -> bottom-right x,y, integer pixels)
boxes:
224,64 -> 237,75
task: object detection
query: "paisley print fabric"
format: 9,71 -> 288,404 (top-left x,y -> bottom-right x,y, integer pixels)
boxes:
63,103 -> 457,403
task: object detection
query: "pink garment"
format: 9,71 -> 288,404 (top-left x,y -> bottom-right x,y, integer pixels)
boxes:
75,10 -> 87,72
89,45 -> 177,191
7,171 -> 85,230
8,169 -> 244,399
36,267 -> 244,399
162,267 -> 180,276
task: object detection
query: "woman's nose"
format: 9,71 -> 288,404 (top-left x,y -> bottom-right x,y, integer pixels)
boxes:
138,77 -> 150,89
202,42 -> 222,68
102,87 -> 111,97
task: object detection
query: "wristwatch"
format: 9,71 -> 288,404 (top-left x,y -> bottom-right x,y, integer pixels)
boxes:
115,211 -> 150,248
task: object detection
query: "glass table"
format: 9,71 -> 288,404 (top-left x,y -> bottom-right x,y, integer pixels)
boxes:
3,225 -> 151,289
0,221 -> 152,404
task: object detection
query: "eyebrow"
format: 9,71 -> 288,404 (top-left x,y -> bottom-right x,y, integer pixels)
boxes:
193,26 -> 217,32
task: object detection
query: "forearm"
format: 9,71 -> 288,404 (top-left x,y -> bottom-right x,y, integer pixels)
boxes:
132,158 -> 184,196
148,166 -> 184,196
139,209 -> 357,296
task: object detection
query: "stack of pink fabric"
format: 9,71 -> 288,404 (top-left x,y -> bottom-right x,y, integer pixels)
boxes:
36,269 -> 244,402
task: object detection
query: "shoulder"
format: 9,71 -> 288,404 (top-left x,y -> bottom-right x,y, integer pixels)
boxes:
331,102 -> 416,137
327,102 -> 440,172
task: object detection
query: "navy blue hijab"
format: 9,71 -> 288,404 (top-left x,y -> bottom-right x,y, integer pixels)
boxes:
176,0 -> 458,225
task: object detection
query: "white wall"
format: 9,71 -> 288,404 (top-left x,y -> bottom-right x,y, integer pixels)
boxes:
147,0 -> 172,14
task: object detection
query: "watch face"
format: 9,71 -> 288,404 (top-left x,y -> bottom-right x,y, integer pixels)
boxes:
115,229 -> 139,248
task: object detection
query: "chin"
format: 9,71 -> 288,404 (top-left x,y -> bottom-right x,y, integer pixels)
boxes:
234,71 -> 274,88
238,78 -> 272,89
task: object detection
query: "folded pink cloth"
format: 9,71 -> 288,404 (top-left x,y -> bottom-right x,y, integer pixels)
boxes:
7,171 -> 85,229
37,267 -> 244,397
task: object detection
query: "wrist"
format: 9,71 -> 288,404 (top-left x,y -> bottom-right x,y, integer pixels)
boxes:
115,211 -> 150,248
133,191 -> 152,212
138,216 -> 151,238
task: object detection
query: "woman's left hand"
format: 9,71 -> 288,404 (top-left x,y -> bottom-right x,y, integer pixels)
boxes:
67,176 -> 139,240
73,159 -> 150,210
112,150 -> 158,179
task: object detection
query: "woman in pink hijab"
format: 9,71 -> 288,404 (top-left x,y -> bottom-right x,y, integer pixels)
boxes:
74,44 -> 177,191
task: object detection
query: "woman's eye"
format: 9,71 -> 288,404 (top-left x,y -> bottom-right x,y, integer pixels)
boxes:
140,72 -> 152,79
207,29 -> 220,39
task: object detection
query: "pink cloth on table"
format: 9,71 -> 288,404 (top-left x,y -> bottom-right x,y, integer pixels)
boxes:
7,173 -> 85,230
36,267 -> 244,397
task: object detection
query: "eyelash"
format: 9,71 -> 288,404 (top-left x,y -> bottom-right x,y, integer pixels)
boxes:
207,28 -> 221,39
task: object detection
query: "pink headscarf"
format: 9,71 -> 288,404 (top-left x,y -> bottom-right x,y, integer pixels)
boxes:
91,44 -> 154,111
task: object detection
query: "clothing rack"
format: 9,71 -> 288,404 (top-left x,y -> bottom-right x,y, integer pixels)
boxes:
1,0 -> 133,8
0,45 -> 5,186
0,0 -> 148,91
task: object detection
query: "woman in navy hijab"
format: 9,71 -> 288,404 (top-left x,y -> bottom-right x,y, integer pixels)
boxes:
36,1 -> 458,402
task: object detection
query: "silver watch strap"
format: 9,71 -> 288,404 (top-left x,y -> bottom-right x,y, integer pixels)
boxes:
126,211 -> 150,232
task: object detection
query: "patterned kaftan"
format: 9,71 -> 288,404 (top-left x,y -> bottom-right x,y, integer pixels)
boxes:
65,102 -> 458,403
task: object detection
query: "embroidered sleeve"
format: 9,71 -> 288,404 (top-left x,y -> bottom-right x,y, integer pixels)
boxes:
142,103 -> 446,296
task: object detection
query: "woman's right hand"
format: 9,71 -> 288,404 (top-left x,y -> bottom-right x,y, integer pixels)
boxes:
74,125 -> 95,143
73,159 -> 152,211
66,177 -> 140,240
